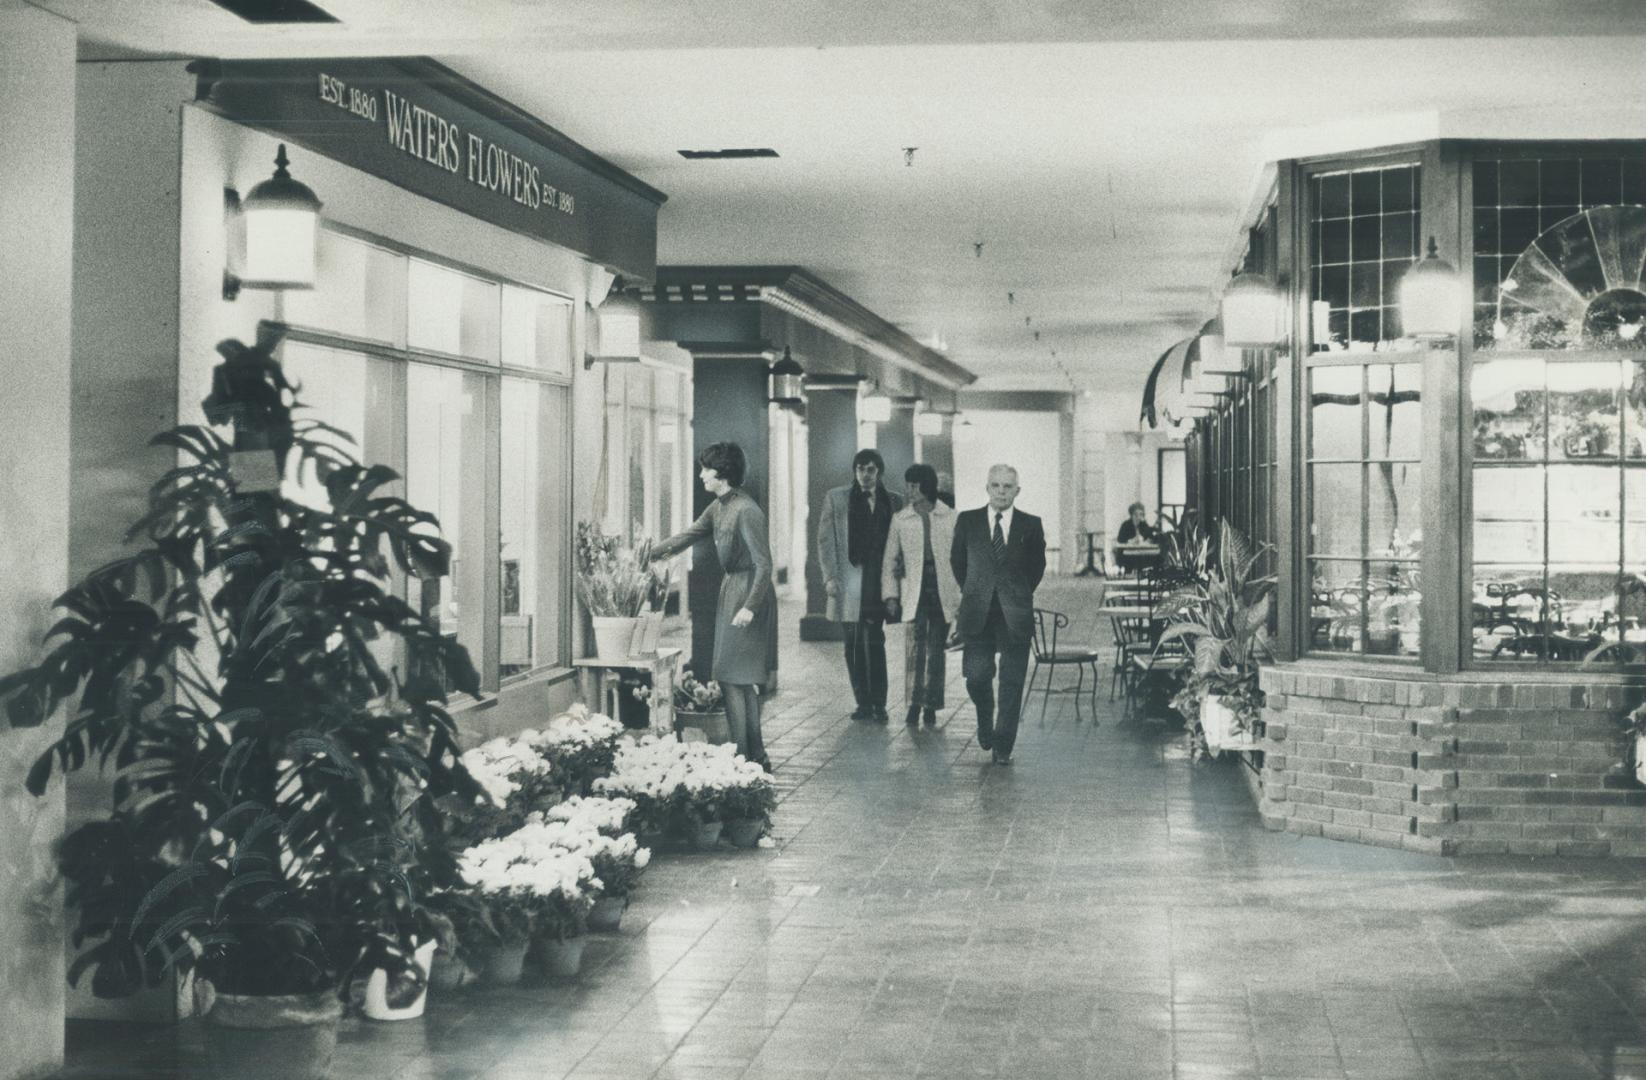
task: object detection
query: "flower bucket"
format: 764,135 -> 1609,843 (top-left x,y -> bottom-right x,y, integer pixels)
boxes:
1201,695 -> 1257,753
363,940 -> 437,1022
200,988 -> 343,1080
475,938 -> 531,986
591,615 -> 639,659
427,947 -> 468,992
535,935 -> 587,978
1635,733 -> 1646,786
690,819 -> 724,850
676,708 -> 730,744
587,895 -> 627,932
724,818 -> 764,849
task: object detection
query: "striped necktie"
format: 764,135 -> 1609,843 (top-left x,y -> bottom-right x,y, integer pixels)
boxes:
991,513 -> 1005,561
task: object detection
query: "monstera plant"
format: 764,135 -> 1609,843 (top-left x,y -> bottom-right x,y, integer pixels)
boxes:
0,330 -> 482,1003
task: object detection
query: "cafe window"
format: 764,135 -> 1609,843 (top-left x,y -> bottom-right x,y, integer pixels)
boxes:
1306,362 -> 1423,658
277,226 -> 574,690
1308,164 -> 1420,351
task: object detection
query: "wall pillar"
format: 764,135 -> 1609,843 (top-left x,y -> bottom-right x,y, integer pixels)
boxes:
688,356 -> 776,685
800,384 -> 860,641
920,428 -> 955,497
877,406 -> 916,502
0,4 -> 74,1075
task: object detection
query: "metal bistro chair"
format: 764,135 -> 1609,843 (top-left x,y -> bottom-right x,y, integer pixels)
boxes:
1025,608 -> 1102,722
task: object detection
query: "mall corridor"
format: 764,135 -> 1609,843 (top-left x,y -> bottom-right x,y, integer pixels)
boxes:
57,579 -> 1646,1080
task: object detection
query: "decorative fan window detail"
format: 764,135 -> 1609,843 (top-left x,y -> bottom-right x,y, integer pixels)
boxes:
1493,206 -> 1646,351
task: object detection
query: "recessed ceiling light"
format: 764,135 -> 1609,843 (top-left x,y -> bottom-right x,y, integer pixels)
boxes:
208,0 -> 339,23
677,149 -> 779,160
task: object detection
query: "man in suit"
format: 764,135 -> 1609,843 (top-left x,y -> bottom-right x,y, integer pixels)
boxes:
950,464 -> 1046,765
817,449 -> 903,722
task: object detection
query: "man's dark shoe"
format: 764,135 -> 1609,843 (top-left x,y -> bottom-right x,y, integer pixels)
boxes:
905,705 -> 921,727
872,706 -> 889,723
850,705 -> 871,721
922,707 -> 937,727
991,749 -> 1012,766
977,732 -> 993,752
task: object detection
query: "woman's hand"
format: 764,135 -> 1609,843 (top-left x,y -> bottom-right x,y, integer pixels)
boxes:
732,607 -> 754,628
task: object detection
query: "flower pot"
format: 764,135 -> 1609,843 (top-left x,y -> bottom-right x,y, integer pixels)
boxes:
591,615 -> 639,659
1201,694 -> 1257,753
676,708 -> 730,744
535,935 -> 587,978
363,940 -> 437,1022
690,819 -> 724,850
427,947 -> 468,992
475,938 -> 531,986
200,988 -> 343,1080
587,895 -> 627,932
724,818 -> 764,849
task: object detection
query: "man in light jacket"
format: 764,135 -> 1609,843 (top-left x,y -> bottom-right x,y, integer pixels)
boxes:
817,449 -> 903,722
881,464 -> 962,727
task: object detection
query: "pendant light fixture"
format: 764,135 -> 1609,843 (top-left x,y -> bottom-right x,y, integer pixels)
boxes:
1398,236 -> 1461,340
587,277 -> 643,368
769,346 -> 805,407
860,389 -> 893,424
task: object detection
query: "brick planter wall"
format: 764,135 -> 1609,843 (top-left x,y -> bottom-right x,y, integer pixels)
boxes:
1254,667 -> 1646,857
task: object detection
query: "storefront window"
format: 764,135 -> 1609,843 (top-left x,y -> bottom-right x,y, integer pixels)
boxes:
283,230 -> 404,345
500,378 -> 567,679
407,258 -> 501,362
501,284 -> 573,375
1306,362 -> 1423,657
1308,165 -> 1420,351
406,365 -> 488,667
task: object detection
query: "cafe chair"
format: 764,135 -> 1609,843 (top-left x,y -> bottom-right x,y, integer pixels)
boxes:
1025,608 -> 1102,722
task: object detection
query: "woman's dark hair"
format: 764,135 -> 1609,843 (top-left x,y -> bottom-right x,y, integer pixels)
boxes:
698,442 -> 747,487
852,448 -> 885,474
1127,501 -> 1147,516
904,463 -> 938,502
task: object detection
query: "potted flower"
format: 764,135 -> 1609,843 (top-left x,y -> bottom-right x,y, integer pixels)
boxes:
1628,703 -> 1646,787
455,825 -> 597,983
576,522 -> 669,658
543,796 -> 647,931
0,334 -> 482,1079
635,670 -> 728,744
1157,521 -> 1274,758
719,772 -> 777,849
457,731 -> 561,836
525,705 -> 627,794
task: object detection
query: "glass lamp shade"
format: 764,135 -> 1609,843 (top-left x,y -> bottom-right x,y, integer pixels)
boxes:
914,410 -> 944,437
1196,332 -> 1243,375
860,393 -> 893,423
769,346 -> 805,405
952,415 -> 976,443
1221,271 -> 1283,348
1399,237 -> 1461,339
594,288 -> 643,362
239,144 -> 322,290
1184,390 -> 1221,411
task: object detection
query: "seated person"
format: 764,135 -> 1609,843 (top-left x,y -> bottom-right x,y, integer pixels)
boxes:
1115,502 -> 1160,573
1115,502 -> 1159,545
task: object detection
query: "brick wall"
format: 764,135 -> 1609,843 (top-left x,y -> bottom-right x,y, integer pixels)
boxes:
1253,668 -> 1646,857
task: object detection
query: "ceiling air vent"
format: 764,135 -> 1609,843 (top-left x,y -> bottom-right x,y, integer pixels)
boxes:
677,149 -> 779,160
208,0 -> 339,23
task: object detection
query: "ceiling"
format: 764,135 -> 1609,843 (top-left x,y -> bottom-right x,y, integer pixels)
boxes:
41,0 -> 1646,402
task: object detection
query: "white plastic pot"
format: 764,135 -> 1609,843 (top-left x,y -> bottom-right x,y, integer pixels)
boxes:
591,615 -> 639,659
1202,695 -> 1258,754
363,940 -> 437,1022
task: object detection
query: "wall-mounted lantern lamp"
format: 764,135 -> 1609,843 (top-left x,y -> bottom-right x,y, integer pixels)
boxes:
769,346 -> 805,406
1220,270 -> 1283,349
224,143 -> 323,301
860,390 -> 893,424
586,277 -> 643,369
1398,236 -> 1461,340
914,409 -> 945,437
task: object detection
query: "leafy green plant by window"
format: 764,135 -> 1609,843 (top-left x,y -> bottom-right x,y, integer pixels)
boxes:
0,332 -> 482,1000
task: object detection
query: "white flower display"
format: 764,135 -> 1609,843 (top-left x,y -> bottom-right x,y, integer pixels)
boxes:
595,735 -> 771,800
459,734 -> 553,807
546,795 -> 638,836
525,708 -> 625,755
456,824 -> 600,901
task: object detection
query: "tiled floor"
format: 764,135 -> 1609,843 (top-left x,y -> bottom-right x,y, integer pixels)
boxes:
58,579 -> 1646,1079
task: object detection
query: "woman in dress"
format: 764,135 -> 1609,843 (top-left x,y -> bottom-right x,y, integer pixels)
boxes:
649,442 -> 774,769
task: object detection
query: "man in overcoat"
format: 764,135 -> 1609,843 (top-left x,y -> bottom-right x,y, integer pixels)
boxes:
950,464 -> 1046,764
817,448 -> 903,722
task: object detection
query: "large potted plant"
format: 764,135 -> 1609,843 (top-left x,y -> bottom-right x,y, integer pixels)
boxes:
575,522 -> 667,659
0,333 -> 482,1079
1158,521 -> 1274,757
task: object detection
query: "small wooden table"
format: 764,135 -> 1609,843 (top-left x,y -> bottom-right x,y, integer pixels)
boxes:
572,647 -> 683,736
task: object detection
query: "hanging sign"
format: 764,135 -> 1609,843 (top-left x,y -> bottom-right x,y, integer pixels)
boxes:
195,57 -> 664,280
